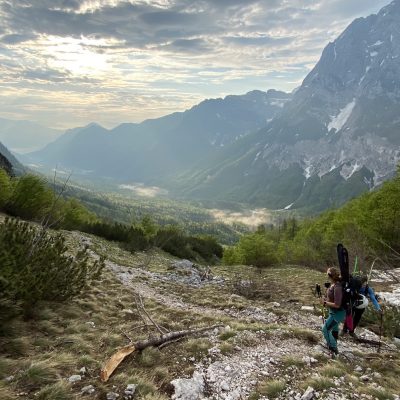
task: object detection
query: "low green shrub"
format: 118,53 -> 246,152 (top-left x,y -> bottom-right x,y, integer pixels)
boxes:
0,218 -> 104,321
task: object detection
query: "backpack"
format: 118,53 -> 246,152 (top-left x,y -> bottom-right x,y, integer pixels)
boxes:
337,244 -> 364,309
341,274 -> 364,308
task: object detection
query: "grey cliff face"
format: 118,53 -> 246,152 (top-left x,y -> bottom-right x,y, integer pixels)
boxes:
252,0 -> 400,188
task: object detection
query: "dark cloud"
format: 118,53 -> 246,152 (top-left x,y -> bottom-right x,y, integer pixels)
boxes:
166,38 -> 211,53
0,33 -> 37,44
0,0 -> 393,128
23,68 -> 69,82
139,10 -> 199,26
224,36 -> 294,46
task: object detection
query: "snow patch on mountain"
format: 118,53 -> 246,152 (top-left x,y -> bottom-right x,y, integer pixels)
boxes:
327,100 -> 356,132
340,161 -> 361,180
284,203 -> 294,210
269,100 -> 285,108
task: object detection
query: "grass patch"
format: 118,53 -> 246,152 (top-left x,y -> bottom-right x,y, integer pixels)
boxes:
138,347 -> 161,368
284,328 -> 319,344
281,356 -> 306,368
256,379 -> 286,399
18,362 -> 58,390
36,381 -> 73,400
361,387 -> 394,400
183,338 -> 211,358
219,330 -> 237,341
0,384 -> 15,400
2,337 -> 31,357
320,364 -> 346,378
302,376 -> 333,391
0,358 -> 15,379
219,342 -> 234,355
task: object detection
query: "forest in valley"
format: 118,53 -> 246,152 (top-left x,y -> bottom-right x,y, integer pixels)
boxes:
223,167 -> 400,272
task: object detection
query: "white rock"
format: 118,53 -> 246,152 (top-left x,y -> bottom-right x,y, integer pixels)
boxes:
220,381 -> 230,392
302,356 -> 317,365
171,371 -> 204,400
106,393 -> 119,400
360,375 -> 370,382
227,389 -> 241,400
301,386 -> 315,400
301,306 -> 315,312
124,383 -> 137,397
81,385 -> 95,394
171,260 -> 194,269
68,375 -> 82,383
354,365 -> 363,372
4,375 -> 14,382
372,372 -> 382,379
86,321 -> 96,329
80,367 -> 87,375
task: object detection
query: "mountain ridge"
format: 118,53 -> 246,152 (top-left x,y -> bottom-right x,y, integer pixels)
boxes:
175,0 -> 400,211
26,90 -> 291,181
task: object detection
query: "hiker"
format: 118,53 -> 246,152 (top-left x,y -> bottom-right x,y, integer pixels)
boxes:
342,275 -> 382,336
320,267 -> 346,355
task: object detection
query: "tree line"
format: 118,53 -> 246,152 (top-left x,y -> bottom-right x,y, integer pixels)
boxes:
224,167 -> 400,271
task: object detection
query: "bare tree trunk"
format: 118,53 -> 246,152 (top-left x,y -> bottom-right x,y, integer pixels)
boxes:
100,324 -> 222,382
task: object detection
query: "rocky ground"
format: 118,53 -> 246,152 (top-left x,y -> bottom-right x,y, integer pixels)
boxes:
74,232 -> 400,400
1,230 -> 400,400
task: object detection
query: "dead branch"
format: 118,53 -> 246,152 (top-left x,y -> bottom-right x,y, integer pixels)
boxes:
119,329 -> 133,343
100,324 -> 222,382
127,323 -> 155,333
158,337 -> 183,350
134,294 -> 169,335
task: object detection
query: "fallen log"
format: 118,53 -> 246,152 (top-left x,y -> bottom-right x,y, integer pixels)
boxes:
100,324 -> 223,382
353,336 -> 390,348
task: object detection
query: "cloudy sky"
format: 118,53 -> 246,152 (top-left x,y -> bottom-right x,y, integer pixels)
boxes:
0,0 -> 391,129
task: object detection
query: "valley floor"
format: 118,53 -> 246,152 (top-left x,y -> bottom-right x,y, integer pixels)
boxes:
1,229 -> 400,400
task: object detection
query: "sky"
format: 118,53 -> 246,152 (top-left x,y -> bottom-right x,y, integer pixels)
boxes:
0,0 -> 391,130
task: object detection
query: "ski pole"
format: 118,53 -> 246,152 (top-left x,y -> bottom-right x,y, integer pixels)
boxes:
314,283 -> 326,323
378,307 -> 384,353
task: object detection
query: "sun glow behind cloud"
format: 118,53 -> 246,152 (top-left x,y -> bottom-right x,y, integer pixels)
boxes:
0,0 -> 391,129
43,36 -> 111,76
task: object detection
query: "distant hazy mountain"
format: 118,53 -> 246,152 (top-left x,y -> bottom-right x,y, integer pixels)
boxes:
0,141 -> 24,175
0,118 -> 63,153
176,0 -> 400,211
27,90 -> 291,180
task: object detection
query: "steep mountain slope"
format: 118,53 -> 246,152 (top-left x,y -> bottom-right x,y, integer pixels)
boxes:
177,0 -> 400,211
0,118 -> 62,153
27,90 -> 291,181
0,141 -> 24,175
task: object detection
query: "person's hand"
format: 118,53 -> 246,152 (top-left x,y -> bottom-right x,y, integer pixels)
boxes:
378,309 -> 384,315
320,298 -> 326,305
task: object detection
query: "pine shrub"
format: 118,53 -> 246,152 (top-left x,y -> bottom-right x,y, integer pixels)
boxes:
0,217 -> 104,321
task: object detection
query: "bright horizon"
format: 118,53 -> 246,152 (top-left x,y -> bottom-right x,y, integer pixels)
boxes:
0,0 -> 391,130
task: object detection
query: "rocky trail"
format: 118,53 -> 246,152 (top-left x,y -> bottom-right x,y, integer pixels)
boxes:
70,232 -> 400,400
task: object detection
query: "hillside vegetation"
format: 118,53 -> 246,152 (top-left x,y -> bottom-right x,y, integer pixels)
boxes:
224,167 -> 400,272
1,167 -> 400,399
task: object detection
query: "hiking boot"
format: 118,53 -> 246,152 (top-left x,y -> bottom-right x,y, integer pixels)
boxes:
349,331 -> 357,339
329,346 -> 339,359
340,330 -> 347,337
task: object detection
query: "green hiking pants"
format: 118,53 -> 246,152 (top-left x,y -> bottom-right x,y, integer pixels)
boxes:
322,308 -> 346,351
